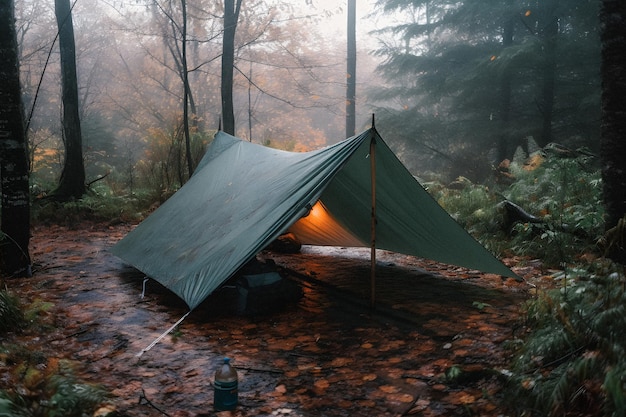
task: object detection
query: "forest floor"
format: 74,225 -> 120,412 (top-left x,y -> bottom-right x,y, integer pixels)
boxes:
2,222 -> 554,417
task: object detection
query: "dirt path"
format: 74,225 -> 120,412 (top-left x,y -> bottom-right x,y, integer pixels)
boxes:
3,223 -> 541,416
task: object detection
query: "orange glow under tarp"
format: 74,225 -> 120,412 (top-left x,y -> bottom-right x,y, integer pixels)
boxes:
288,201 -> 364,247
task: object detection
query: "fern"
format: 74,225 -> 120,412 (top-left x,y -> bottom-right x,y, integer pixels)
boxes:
508,265 -> 626,416
0,393 -> 33,417
503,154 -> 604,266
0,290 -> 25,333
603,364 -> 626,417
0,373 -> 106,417
48,374 -> 106,417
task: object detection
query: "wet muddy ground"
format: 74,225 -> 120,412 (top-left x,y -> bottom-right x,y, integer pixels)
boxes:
3,223 -> 547,416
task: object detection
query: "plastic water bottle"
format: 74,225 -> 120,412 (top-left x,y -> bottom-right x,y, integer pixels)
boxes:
214,357 -> 238,411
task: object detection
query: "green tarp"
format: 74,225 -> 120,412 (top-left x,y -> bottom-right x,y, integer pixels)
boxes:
112,128 -> 517,310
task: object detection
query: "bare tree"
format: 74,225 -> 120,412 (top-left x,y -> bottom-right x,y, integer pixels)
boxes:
150,0 -> 198,177
53,0 -> 85,200
0,0 -> 31,276
180,0 -> 193,177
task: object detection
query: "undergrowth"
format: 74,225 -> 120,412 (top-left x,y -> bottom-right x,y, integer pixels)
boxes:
502,153 -> 603,266
432,150 -> 604,266
432,148 -> 626,415
0,289 -> 25,333
1,294 -> 108,417
0,360 -> 107,417
31,182 -> 156,225
506,261 -> 626,416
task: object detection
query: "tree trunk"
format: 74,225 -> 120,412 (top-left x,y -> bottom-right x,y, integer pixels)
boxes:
0,0 -> 31,277
496,14 -> 514,162
53,0 -> 85,200
346,0 -> 356,138
181,0 -> 193,178
600,0 -> 626,263
537,0 -> 558,148
221,0 -> 242,135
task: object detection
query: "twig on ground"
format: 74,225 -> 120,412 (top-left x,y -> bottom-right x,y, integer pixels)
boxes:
236,365 -> 284,374
139,388 -> 172,417
399,394 -> 420,416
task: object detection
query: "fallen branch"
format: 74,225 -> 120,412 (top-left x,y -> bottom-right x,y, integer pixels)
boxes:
87,172 -> 110,188
500,200 -> 542,232
402,374 -> 432,382
236,365 -> 283,374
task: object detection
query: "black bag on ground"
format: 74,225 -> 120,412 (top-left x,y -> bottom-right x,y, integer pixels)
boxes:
235,258 -> 302,316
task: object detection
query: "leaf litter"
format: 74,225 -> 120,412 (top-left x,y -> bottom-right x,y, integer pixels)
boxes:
1,223 -> 544,416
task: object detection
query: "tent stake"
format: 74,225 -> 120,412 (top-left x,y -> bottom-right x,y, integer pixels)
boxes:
369,131 -> 377,309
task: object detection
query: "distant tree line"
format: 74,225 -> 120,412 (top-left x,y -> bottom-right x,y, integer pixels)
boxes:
371,0 -> 624,261
371,0 -> 600,182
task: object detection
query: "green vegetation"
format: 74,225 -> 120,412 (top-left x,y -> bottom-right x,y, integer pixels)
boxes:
431,149 -> 604,267
0,289 -> 25,333
429,148 -> 624,416
507,262 -> 626,416
0,361 -> 107,417
31,184 -> 155,225
0,294 -> 107,417
503,152 -> 603,266
373,0 -> 600,180
29,123 -> 215,225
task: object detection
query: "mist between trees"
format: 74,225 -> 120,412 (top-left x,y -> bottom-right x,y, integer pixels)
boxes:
16,0 -> 600,195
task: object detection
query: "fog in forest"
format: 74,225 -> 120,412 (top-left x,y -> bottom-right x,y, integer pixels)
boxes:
4,4 -> 619,414
16,0 -> 600,196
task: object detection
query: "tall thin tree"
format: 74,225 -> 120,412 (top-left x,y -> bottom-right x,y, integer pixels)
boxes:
346,0 -> 356,138
221,0 -> 242,135
181,0 -> 193,177
53,0 -> 85,200
496,9 -> 515,162
537,0 -> 558,147
0,0 -> 31,276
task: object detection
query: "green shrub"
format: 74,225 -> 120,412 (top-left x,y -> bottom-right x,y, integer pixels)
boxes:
507,263 -> 626,416
48,372 -> 107,417
31,183 -> 156,224
432,151 -> 604,266
0,365 -> 107,417
2,294 -> 108,417
431,180 -> 512,257
503,154 -> 604,266
0,290 -> 25,333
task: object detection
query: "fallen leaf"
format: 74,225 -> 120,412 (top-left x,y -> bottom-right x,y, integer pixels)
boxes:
379,384 -> 399,393
313,379 -> 330,390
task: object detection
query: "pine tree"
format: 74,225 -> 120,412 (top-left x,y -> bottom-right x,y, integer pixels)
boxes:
371,0 -> 600,180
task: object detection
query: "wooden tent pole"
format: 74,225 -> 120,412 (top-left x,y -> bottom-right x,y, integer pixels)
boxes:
369,120 -> 377,309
